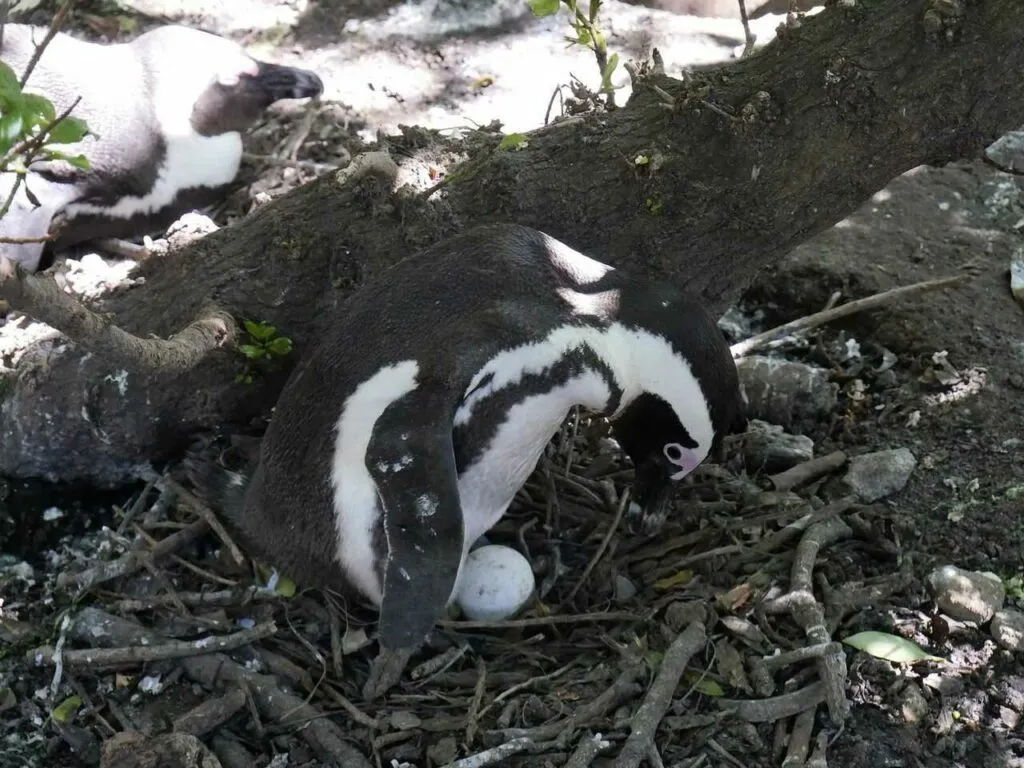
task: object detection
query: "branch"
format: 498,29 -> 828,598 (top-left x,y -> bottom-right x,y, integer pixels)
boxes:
17,2 -> 74,86
0,255 -> 233,374
729,273 -> 973,358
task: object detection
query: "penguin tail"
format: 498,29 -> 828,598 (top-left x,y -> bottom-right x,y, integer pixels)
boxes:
182,434 -> 258,529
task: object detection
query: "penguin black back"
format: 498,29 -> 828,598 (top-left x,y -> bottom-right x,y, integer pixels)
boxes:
0,24 -> 323,271
189,223 -> 745,649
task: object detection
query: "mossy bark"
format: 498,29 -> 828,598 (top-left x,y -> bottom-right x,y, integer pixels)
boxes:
2,0 -> 1022,485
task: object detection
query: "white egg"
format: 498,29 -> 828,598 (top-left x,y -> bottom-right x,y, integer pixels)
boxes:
454,544 -> 535,621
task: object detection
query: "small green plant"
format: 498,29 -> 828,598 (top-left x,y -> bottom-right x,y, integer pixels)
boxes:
0,60 -> 91,223
527,0 -> 620,102
235,319 -> 294,384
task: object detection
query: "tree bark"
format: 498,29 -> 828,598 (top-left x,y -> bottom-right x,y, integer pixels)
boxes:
2,0 -> 1022,485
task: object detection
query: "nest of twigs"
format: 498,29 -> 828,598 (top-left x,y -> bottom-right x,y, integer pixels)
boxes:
0,396 -> 918,768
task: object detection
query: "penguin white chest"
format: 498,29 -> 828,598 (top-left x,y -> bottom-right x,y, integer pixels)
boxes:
455,370 -> 612,551
67,131 -> 243,219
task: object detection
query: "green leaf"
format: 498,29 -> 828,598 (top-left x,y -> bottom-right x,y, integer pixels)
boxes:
684,671 -> 724,697
40,149 -> 92,170
601,52 -> 619,91
527,0 -> 560,17
46,115 -> 89,145
265,336 -> 293,356
575,26 -> 591,46
497,132 -> 529,151
238,344 -> 268,360
22,93 -> 55,125
0,61 -> 20,98
0,113 -> 24,150
842,631 -> 945,664
273,574 -> 297,598
243,319 -> 276,341
51,695 -> 82,723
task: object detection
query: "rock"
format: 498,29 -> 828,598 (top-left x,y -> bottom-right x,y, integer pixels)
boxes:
991,609 -> 1024,651
664,601 -> 708,632
614,574 -> 638,603
1011,248 -> 1024,309
426,736 -> 459,765
986,131 -> 1024,173
926,565 -> 1005,623
742,419 -> 815,472
899,683 -> 929,724
843,448 -> 917,502
735,356 -> 838,432
101,732 -> 221,768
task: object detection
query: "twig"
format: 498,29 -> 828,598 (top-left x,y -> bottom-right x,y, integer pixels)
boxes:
781,707 -> 817,767
29,621 -> 277,669
57,518 -> 210,592
565,733 -> 614,768
69,608 -> 372,768
474,661 -> 576,722
769,451 -> 848,491
736,0 -> 757,56
729,273 -> 973,358
764,517 -> 854,723
442,738 -> 534,768
0,256 -> 233,374
492,661 -> 644,743
438,610 -> 640,631
172,687 -> 248,737
0,233 -> 50,244
465,657 -> 487,746
614,621 -> 707,768
159,476 -> 246,567
717,681 -> 827,723
562,489 -> 629,604
17,1 -> 73,87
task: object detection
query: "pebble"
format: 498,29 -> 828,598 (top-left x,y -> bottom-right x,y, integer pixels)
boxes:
613,574 -> 638,603
735,356 -> 838,431
899,683 -> 929,724
664,601 -> 708,632
926,564 -> 1005,623
991,609 -> 1024,651
843,448 -> 917,502
742,419 -> 815,473
1012,251 -> 1024,308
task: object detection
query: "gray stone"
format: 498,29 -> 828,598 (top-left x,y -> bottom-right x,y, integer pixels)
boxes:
742,419 -> 815,473
736,356 -> 838,432
614,574 -> 639,603
664,601 -> 708,632
927,565 -> 1005,623
843,448 -> 917,502
991,609 -> 1024,651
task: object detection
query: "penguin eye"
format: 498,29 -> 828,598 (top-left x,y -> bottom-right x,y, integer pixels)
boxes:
663,443 -> 684,463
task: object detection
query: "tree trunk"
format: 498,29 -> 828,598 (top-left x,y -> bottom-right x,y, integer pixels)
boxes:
2,0 -> 1022,486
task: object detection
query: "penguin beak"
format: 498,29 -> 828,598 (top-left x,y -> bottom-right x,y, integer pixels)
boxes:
624,453 -> 676,536
251,61 -> 324,102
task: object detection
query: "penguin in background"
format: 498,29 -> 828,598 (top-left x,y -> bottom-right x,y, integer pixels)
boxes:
187,223 -> 747,696
0,23 -> 323,272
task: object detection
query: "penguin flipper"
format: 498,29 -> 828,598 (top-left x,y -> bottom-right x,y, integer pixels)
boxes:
366,393 -> 464,651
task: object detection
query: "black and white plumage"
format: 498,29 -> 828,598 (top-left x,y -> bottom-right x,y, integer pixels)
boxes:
187,223 -> 746,651
0,24 -> 323,271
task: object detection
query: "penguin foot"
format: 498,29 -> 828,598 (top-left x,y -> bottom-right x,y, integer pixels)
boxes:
362,644 -> 417,701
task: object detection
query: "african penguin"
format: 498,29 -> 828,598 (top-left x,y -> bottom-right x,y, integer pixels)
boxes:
187,223 -> 746,655
0,24 -> 323,272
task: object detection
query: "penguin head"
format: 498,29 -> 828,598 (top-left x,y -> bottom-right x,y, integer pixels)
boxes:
133,26 -> 324,137
606,281 -> 747,533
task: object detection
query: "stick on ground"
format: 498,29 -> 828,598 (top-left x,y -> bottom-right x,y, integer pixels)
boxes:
729,273 -> 973,358
614,621 -> 707,768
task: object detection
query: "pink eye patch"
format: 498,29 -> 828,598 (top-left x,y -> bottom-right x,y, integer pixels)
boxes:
663,442 -> 701,480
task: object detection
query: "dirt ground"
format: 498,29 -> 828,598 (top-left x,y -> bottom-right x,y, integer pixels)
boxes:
1,1 -> 1024,767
